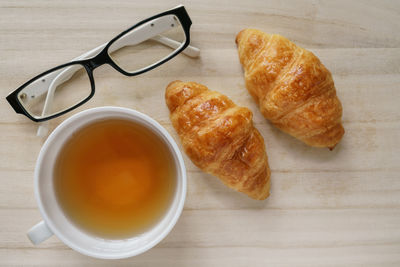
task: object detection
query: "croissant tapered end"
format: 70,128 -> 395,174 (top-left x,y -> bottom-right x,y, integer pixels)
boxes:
166,81 -> 271,200
235,29 -> 246,44
235,29 -> 273,71
165,80 -> 208,113
236,28 -> 345,149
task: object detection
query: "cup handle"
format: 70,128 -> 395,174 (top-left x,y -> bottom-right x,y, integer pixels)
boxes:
27,221 -> 53,245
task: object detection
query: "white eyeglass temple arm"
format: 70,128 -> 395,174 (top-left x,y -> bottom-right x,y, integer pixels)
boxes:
152,35 -> 200,57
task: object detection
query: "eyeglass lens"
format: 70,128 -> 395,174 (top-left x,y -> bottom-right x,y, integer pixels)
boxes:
17,65 -> 91,119
108,14 -> 186,73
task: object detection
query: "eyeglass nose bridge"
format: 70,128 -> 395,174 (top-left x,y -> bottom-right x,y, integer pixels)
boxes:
85,50 -> 111,70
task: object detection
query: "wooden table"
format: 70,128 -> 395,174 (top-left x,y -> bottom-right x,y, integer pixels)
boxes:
1,0 -> 399,266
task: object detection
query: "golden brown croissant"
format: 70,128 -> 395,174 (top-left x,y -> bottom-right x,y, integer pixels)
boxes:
236,29 -> 344,149
165,81 -> 270,200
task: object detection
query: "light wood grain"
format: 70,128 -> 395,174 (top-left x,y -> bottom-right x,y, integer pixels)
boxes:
0,0 -> 399,266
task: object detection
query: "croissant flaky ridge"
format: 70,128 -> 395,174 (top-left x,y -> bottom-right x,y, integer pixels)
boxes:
236,29 -> 344,149
166,81 -> 271,200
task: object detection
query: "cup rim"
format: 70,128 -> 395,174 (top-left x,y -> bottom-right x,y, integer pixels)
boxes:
33,106 -> 187,259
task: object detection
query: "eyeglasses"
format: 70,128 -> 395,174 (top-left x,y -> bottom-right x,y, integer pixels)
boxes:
6,5 -> 199,123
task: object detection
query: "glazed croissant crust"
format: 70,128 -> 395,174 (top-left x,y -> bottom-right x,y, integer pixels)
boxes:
236,29 -> 344,149
165,81 -> 270,200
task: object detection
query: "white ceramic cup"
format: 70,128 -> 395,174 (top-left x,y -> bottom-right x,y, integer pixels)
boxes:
27,106 -> 187,259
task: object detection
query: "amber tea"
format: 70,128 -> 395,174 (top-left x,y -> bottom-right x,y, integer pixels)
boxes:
54,119 -> 176,239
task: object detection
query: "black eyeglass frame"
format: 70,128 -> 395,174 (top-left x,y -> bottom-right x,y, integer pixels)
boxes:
6,5 -> 192,122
